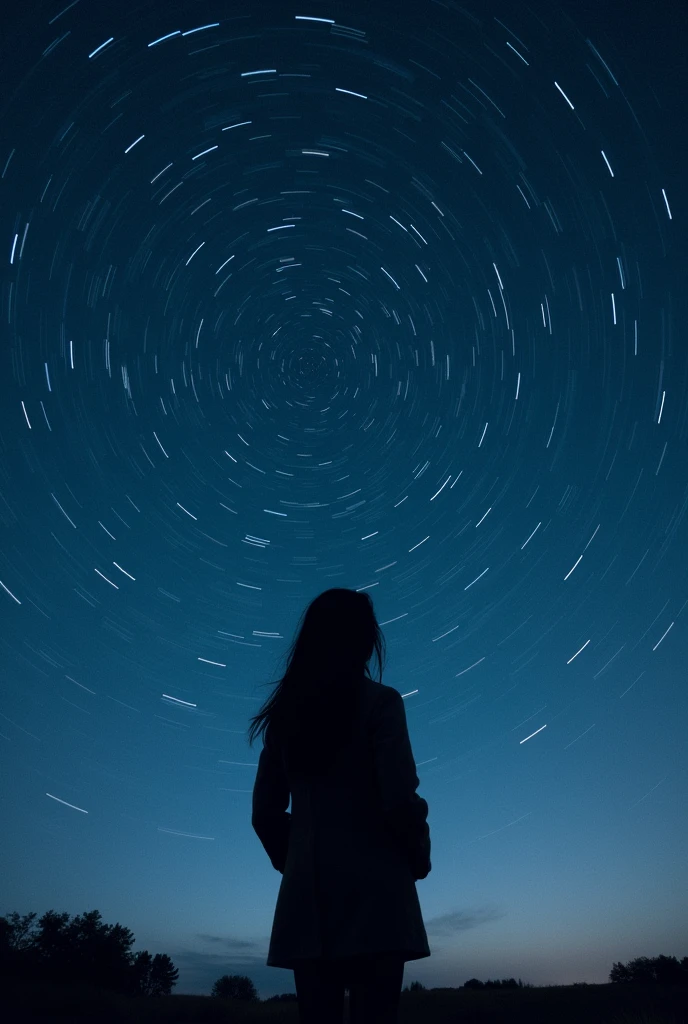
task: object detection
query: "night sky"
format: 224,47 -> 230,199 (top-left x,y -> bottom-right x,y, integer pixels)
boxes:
1,0 -> 687,1002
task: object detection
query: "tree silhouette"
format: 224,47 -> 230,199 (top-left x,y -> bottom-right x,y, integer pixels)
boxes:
610,955 -> 688,985
211,973 -> 259,1000
0,909 -> 178,997
129,950 -> 179,997
64,910 -> 136,992
0,911 -> 38,952
0,912 -> 41,980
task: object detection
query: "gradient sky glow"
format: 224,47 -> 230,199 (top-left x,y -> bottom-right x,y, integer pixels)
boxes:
1,0 -> 687,1001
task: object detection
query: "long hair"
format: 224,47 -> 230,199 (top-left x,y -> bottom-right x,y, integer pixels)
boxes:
247,588 -> 386,774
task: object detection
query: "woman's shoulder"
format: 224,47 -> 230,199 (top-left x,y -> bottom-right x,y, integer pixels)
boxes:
362,676 -> 401,701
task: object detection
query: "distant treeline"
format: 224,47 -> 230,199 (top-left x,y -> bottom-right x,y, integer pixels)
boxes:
1,909 -> 687,1002
401,956 -> 688,993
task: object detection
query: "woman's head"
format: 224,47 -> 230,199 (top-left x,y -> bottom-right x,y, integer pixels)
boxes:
247,588 -> 386,754
288,587 -> 381,678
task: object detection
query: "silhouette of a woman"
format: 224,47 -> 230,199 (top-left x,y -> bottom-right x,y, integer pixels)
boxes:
250,588 -> 431,1023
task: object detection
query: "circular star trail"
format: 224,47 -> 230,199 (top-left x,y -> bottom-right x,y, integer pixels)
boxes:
1,0 -> 686,995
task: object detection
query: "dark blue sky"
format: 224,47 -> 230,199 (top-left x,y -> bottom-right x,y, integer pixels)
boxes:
1,0 -> 686,1001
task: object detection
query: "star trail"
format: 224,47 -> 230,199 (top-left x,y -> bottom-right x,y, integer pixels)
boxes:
1,0 -> 686,1000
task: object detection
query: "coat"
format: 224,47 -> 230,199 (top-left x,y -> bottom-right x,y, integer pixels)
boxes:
252,677 -> 431,969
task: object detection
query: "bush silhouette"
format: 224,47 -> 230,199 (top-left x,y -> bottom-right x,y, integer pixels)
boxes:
210,973 -> 259,1000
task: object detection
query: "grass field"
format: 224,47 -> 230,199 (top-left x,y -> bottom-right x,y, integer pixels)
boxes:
4,979 -> 686,1023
